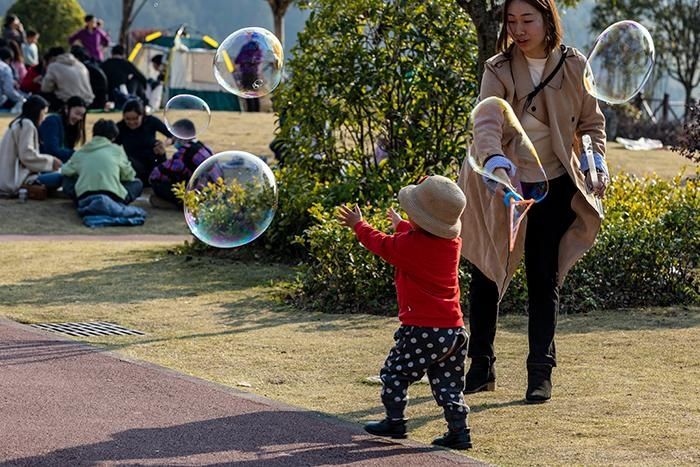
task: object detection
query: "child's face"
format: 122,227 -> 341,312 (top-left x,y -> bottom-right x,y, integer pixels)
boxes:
28,35 -> 38,44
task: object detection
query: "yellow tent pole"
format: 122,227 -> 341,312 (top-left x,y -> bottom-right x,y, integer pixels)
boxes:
202,35 -> 219,48
145,31 -> 163,42
128,42 -> 142,62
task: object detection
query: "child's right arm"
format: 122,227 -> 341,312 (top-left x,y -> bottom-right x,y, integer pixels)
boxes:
337,204 -> 417,272
353,220 -> 416,272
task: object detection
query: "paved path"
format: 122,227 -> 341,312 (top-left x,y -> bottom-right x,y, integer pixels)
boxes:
0,319 -> 483,466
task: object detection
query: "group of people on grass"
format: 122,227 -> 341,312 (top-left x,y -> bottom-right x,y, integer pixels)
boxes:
0,7 -> 208,210
0,94 -> 213,212
0,13 -> 166,115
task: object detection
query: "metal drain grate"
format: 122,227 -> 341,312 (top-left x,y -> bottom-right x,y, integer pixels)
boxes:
31,321 -> 145,337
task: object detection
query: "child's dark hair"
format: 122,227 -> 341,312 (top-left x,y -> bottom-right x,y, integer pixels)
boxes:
85,14 -> 95,23
26,30 -> 38,39
122,98 -> 145,115
172,118 -> 195,135
93,119 -> 119,141
10,95 -> 48,130
0,47 -> 13,62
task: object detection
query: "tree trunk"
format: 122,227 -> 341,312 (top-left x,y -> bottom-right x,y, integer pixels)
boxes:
267,0 -> 293,47
120,0 -> 136,48
683,83 -> 694,122
456,0 -> 502,87
274,12 -> 285,48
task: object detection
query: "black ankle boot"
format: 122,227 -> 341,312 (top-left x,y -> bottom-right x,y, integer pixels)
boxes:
525,364 -> 552,403
364,418 -> 407,439
464,356 -> 496,394
432,427 -> 472,450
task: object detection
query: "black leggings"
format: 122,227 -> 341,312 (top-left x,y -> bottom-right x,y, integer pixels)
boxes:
467,175 -> 577,367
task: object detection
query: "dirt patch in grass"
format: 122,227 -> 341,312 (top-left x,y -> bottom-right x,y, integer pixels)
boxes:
1,241 -> 698,465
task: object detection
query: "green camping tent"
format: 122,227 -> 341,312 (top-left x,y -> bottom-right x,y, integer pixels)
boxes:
129,26 -> 241,111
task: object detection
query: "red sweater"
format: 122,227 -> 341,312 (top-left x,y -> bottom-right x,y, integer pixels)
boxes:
353,220 -> 464,328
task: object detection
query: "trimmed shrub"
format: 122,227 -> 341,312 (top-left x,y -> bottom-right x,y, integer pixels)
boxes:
295,173 -> 700,315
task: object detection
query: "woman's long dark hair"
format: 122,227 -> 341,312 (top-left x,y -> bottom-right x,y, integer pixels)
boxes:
61,96 -> 87,148
10,95 -> 48,130
3,14 -> 18,29
122,98 -> 145,116
496,0 -> 563,56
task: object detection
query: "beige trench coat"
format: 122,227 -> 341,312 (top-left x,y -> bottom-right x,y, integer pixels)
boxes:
457,45 -> 606,299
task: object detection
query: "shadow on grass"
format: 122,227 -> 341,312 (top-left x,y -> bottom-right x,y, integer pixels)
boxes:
0,253 -> 294,307
490,307 -> 700,335
0,195 -> 187,235
2,413 -> 445,466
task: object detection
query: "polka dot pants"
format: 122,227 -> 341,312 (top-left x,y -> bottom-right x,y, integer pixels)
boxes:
379,325 -> 469,430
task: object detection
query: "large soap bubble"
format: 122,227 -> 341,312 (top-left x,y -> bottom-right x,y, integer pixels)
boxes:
213,27 -> 284,98
467,97 -> 548,251
584,20 -> 655,104
183,151 -> 277,248
164,94 -> 211,140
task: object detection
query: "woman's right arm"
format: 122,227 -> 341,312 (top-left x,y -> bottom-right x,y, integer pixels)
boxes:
16,125 -> 54,173
472,65 -> 516,176
39,117 -> 73,162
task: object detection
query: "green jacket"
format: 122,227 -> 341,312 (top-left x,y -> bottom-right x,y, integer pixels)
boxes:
61,136 -> 137,200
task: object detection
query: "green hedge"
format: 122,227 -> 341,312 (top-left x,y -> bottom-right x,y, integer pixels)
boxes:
294,173 -> 700,315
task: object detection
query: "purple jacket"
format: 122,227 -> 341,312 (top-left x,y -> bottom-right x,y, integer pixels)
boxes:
69,28 -> 110,61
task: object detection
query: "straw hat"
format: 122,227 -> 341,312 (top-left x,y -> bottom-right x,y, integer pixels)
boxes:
398,175 -> 467,239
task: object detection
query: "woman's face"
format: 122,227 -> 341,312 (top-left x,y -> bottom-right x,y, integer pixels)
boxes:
123,111 -> 143,130
507,0 -> 548,59
39,107 -> 47,124
67,106 -> 86,126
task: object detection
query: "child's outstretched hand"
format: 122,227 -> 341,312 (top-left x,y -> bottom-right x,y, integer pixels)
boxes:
336,204 -> 363,228
387,208 -> 402,230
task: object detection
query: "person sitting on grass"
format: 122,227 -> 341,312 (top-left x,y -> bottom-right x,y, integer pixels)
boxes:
0,95 -> 62,197
115,98 -> 173,185
148,119 -> 214,209
60,119 -> 143,205
38,96 -> 87,162
335,175 -> 472,450
0,46 -> 26,110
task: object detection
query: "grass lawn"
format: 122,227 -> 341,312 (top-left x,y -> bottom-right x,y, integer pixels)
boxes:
1,241 -> 698,466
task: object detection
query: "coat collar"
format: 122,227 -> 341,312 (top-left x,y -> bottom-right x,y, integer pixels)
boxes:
511,45 -> 565,103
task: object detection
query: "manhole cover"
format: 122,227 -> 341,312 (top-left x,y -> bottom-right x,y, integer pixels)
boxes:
30,322 -> 145,337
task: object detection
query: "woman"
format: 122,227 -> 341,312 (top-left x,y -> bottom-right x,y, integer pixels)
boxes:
0,95 -> 62,196
8,39 -> 26,81
19,54 -> 43,94
2,15 -> 25,44
115,99 -> 172,184
457,0 -> 608,403
38,96 -> 87,162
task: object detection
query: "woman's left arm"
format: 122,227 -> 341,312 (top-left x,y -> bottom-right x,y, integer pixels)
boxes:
576,79 -> 609,196
154,116 -> 174,139
576,88 -> 606,157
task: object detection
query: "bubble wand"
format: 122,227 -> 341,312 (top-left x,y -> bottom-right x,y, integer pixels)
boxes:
582,134 -> 604,217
